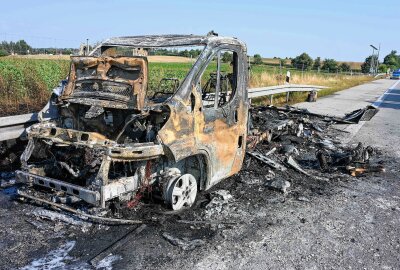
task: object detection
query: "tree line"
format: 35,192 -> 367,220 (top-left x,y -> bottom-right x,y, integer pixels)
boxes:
252,53 -> 351,72
252,51 -> 400,74
150,48 -> 202,58
0,40 -> 77,56
360,50 -> 400,73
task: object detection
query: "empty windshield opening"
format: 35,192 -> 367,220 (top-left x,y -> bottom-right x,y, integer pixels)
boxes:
146,46 -> 205,102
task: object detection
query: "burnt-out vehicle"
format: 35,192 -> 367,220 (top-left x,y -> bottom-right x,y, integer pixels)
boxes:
16,33 -> 249,210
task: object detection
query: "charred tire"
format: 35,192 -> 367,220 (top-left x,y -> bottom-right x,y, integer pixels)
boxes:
164,174 -> 197,210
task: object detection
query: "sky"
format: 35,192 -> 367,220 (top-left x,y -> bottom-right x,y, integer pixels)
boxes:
0,0 -> 399,62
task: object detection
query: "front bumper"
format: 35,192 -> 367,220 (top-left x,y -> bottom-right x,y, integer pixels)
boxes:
16,170 -> 142,206
16,170 -> 100,204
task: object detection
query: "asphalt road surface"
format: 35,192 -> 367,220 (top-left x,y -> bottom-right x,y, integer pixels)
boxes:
1,79 -> 399,270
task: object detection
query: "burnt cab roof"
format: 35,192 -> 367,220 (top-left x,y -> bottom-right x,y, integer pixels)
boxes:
90,34 -> 247,56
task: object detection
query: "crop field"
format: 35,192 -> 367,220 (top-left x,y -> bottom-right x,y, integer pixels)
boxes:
0,57 -> 373,116
0,58 -> 70,116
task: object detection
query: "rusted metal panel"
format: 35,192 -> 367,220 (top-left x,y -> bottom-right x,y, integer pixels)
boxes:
16,34 -> 251,208
15,170 -> 100,205
62,56 -> 148,110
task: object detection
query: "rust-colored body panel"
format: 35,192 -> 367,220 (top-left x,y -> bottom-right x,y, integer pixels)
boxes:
19,34 -> 250,206
63,56 -> 148,110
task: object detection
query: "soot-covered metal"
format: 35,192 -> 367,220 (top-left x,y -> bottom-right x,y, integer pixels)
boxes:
16,33 -> 250,211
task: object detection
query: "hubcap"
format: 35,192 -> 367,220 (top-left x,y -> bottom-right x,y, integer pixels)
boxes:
166,174 -> 197,210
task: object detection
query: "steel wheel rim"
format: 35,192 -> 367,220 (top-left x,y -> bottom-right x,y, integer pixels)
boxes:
168,174 -> 197,210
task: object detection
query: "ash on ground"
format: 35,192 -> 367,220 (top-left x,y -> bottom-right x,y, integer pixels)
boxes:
0,105 -> 391,269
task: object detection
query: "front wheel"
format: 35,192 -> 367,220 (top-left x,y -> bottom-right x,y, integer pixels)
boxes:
164,174 -> 197,210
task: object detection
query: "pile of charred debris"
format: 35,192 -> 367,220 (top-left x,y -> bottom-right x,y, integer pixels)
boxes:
245,105 -> 384,193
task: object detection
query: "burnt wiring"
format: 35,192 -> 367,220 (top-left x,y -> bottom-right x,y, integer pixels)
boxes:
115,112 -> 149,143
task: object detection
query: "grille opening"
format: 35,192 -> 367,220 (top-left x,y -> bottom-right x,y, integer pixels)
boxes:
107,65 -> 141,81
109,161 -> 137,180
74,80 -> 133,97
28,142 -> 102,188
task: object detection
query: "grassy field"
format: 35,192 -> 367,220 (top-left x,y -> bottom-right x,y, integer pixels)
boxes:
260,57 -> 362,70
0,57 -> 373,116
0,58 -> 70,116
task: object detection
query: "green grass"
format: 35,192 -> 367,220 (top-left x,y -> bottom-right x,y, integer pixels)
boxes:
0,58 -> 373,116
0,58 -> 69,115
148,61 -> 232,91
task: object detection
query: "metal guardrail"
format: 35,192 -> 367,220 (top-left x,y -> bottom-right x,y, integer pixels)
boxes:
248,84 -> 326,99
374,73 -> 386,78
0,84 -> 326,142
0,113 -> 38,141
248,84 -> 326,105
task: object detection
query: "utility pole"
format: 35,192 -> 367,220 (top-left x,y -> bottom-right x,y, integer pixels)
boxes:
54,38 -> 57,55
376,44 -> 381,74
370,44 -> 378,75
86,39 -> 89,55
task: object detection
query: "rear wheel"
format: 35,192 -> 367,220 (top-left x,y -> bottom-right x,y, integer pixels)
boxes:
164,174 -> 197,210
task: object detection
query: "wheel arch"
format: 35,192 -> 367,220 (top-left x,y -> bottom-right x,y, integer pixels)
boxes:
174,152 -> 211,191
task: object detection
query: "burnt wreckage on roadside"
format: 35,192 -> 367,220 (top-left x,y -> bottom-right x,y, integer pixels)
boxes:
16,34 -> 249,210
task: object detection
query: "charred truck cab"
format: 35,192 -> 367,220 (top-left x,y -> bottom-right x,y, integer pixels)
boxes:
16,34 -> 249,210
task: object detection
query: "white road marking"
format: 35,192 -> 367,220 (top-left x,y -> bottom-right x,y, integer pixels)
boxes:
342,80 -> 400,144
373,80 -> 400,107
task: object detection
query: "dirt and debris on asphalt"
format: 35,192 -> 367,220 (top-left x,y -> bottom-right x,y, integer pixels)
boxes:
0,105 -> 399,269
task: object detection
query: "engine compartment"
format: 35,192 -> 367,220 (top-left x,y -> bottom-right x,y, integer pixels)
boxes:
58,103 -> 170,144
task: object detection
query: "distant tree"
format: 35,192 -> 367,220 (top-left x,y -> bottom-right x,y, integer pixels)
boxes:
0,40 -> 32,55
361,55 -> 379,73
339,63 -> 351,72
313,57 -> 321,70
222,51 -> 233,63
383,50 -> 400,70
253,54 -> 263,65
0,49 -> 8,57
16,40 -> 31,54
180,49 -> 190,58
279,58 -> 286,67
291,53 -> 313,70
189,49 -> 202,58
378,64 -> 388,73
322,58 -> 338,72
